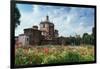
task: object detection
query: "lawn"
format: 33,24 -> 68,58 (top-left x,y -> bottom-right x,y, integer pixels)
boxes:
15,45 -> 95,66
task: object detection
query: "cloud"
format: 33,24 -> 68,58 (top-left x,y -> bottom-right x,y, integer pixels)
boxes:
15,4 -> 94,37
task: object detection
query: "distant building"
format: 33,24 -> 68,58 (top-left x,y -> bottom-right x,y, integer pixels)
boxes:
16,15 -> 60,46
18,34 -> 29,46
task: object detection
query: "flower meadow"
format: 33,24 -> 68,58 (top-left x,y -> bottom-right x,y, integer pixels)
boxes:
15,45 -> 95,66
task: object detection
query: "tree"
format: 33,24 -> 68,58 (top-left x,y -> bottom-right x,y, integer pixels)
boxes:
15,5 -> 21,28
82,33 -> 88,44
69,36 -> 76,46
82,33 -> 94,45
75,35 -> 81,45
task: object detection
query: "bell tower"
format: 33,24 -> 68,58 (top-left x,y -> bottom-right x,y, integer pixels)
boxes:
40,15 -> 54,40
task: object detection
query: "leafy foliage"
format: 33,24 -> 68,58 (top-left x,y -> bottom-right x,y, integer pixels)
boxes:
15,45 -> 94,65
15,5 -> 21,28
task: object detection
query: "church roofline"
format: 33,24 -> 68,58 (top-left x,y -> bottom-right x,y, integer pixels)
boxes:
24,28 -> 41,32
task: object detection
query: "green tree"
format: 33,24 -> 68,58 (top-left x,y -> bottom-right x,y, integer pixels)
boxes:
75,35 -> 81,45
82,33 -> 94,45
69,36 -> 76,46
15,5 -> 21,28
82,33 -> 88,44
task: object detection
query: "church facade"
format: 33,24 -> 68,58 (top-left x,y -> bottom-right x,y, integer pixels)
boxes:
17,15 -> 59,46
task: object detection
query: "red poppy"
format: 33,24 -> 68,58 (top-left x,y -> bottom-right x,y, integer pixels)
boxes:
44,48 -> 49,54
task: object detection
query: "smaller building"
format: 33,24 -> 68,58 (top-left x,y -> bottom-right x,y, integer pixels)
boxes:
24,27 -> 42,45
18,34 -> 29,46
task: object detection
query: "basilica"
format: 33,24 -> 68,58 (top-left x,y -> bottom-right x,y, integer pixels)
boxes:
17,15 -> 60,46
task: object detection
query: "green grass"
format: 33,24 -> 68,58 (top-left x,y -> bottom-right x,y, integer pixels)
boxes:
15,45 -> 95,65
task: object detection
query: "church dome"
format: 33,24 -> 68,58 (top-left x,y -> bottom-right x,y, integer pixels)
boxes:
40,15 -> 54,26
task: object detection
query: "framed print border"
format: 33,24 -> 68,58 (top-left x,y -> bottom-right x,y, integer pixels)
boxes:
10,1 -> 97,68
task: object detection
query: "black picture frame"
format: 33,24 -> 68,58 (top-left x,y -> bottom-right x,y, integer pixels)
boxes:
11,0 -> 97,68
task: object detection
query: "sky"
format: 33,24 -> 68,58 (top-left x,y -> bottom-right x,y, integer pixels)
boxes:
15,4 -> 95,37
